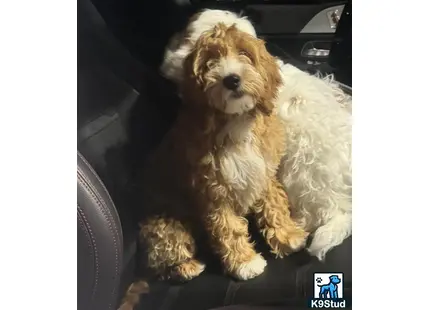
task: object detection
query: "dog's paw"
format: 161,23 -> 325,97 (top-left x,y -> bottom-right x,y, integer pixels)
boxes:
266,226 -> 309,258
231,254 -> 267,281
307,247 -> 326,262
170,259 -> 206,281
307,242 -> 330,262
286,227 -> 309,251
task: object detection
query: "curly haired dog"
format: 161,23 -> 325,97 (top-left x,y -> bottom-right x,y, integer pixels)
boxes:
119,24 -> 309,309
149,23 -> 307,279
119,22 -> 309,310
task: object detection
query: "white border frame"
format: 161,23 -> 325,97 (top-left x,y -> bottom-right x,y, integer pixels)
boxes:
0,1 -> 76,309
0,1 -> 429,310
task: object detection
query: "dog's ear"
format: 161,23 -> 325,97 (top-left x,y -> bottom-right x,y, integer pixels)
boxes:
254,39 -> 282,115
183,48 -> 200,85
181,48 -> 207,104
183,42 -> 211,87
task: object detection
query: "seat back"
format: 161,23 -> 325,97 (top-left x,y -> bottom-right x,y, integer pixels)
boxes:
77,3 -> 183,308
78,152 -> 123,310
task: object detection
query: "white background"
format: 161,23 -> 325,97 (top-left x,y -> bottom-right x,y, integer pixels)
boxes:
1,1 -> 430,310
314,273 -> 344,298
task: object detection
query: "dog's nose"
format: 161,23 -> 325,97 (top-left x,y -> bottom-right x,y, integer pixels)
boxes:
223,74 -> 241,90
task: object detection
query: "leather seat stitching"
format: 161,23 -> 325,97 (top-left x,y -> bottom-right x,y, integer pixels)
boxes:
77,170 -> 120,309
77,203 -> 100,300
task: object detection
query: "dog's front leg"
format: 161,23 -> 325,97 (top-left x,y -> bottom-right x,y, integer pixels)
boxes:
205,204 -> 267,281
252,178 -> 309,258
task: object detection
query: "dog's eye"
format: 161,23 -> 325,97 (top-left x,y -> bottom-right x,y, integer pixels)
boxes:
206,60 -> 216,70
238,50 -> 253,62
239,50 -> 250,57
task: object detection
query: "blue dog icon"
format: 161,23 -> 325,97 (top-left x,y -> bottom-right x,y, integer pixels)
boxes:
318,275 -> 341,299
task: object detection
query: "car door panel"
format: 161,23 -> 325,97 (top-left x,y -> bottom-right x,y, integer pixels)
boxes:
194,1 -> 348,71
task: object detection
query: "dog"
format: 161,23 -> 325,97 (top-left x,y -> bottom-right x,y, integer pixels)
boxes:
275,62 -> 352,261
160,9 -> 352,262
147,23 -> 308,280
318,275 -> 341,298
160,9 -> 256,83
118,23 -> 309,310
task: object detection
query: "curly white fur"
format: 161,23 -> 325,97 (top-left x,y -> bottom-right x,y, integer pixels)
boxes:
160,9 -> 256,83
275,62 -> 352,260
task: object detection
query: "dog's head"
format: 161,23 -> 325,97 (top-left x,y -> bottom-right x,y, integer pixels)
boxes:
182,23 -> 281,116
329,275 -> 341,284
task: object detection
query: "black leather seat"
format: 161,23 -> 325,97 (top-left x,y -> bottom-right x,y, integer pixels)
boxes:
77,0 -> 145,308
77,1 -> 183,309
77,152 -> 123,310
77,1 -> 352,309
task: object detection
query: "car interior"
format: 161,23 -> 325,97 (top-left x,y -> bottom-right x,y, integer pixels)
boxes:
77,0 -> 352,310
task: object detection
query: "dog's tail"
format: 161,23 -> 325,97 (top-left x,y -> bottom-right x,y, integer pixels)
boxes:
307,211 -> 351,261
117,279 -> 149,310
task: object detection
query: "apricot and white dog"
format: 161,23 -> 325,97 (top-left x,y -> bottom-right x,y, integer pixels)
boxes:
160,9 -> 352,261
119,22 -> 312,310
